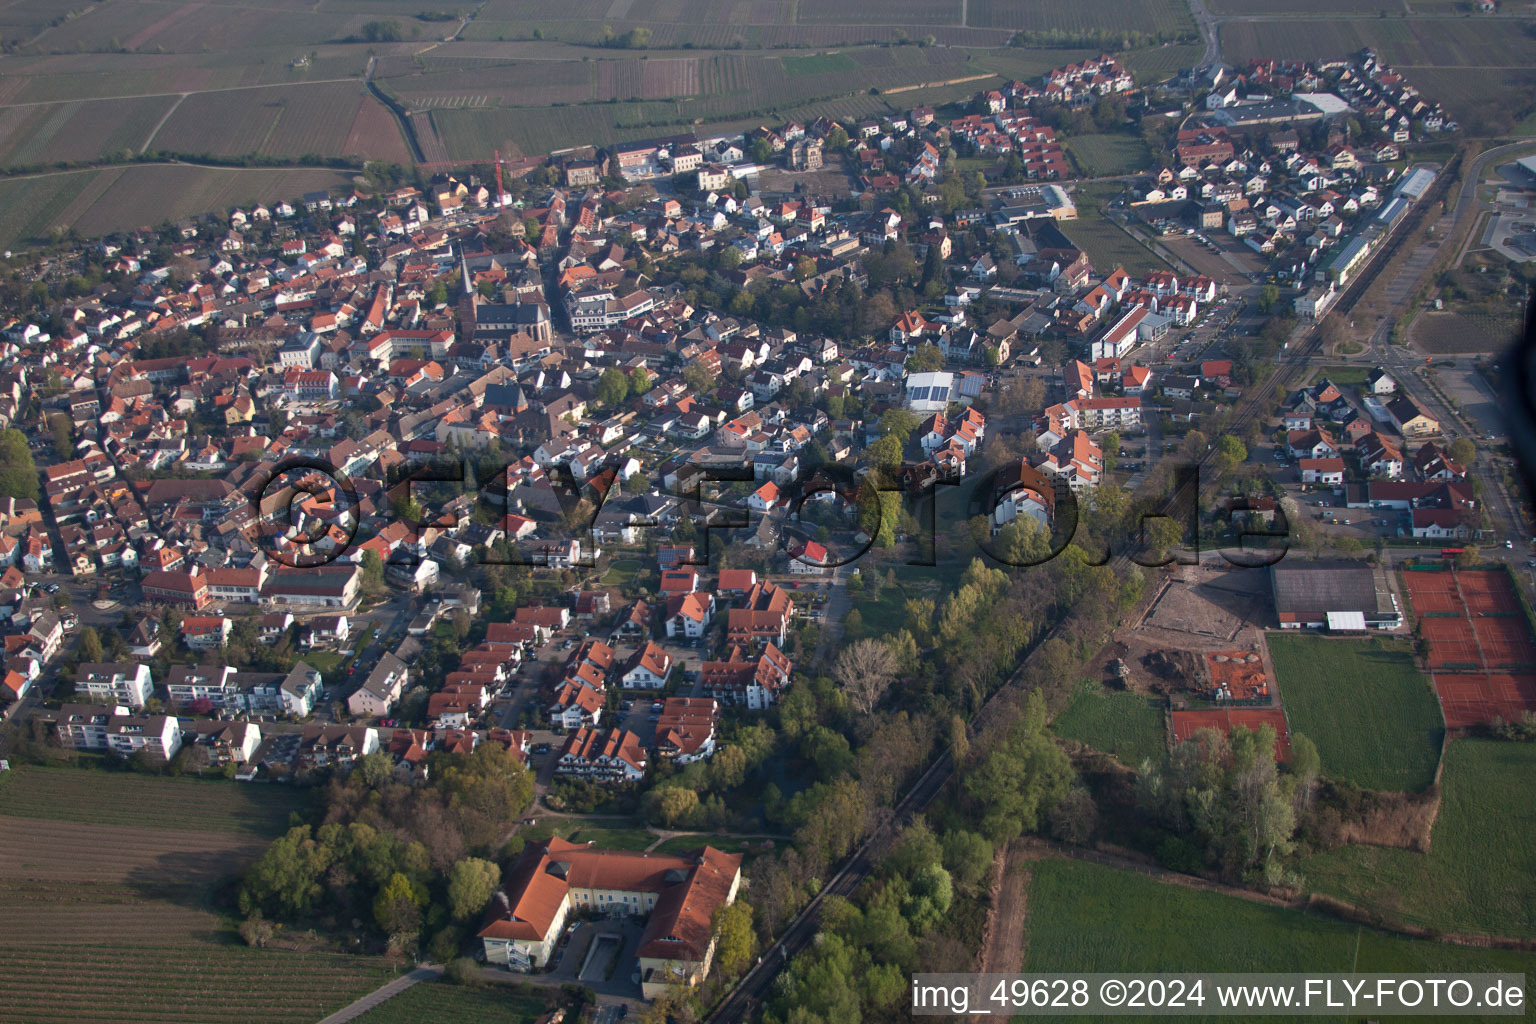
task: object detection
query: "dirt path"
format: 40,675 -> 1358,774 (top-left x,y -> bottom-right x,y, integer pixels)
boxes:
970,839 -> 1033,1022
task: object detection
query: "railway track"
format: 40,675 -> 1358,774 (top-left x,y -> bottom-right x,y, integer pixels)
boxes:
704,155 -> 1460,1024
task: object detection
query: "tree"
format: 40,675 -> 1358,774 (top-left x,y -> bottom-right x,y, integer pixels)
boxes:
940,830 -> 993,892
652,785 -> 699,826
1448,437 -> 1476,466
76,626 -> 103,664
1214,434 -> 1248,474
904,342 -> 944,374
47,412 -> 73,460
682,363 -> 714,394
712,900 -> 755,978
237,912 -> 275,948
0,429 -> 38,501
447,858 -> 501,922
629,368 -> 652,396
1047,786 -> 1098,844
865,433 -> 903,474
595,367 -> 630,408
963,692 -> 1074,842
373,871 -> 427,937
834,639 -> 900,714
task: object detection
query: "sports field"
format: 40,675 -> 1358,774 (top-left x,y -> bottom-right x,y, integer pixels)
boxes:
1052,680 -> 1166,767
1299,740 -> 1536,940
1024,857 -> 1536,997
1402,567 -> 1536,727
1266,634 -> 1443,792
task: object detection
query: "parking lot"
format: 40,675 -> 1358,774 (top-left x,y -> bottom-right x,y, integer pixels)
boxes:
1160,230 -> 1266,286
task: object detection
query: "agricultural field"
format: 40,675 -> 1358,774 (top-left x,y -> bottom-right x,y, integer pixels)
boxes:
1218,17 -> 1536,122
1063,133 -> 1153,177
0,51 -> 369,105
1117,41 -> 1205,83
0,944 -> 396,1024
1024,857 -> 1536,994
967,0 -> 1193,35
352,980 -> 554,1024
0,765 -> 310,836
147,81 -> 376,160
26,0 -> 367,55
1300,740 -> 1536,939
0,95 -> 178,168
1267,634 -> 1444,792
1410,310 -> 1522,354
64,163 -> 351,239
0,768 -> 392,1024
1052,680 -> 1167,767
1060,185 -> 1173,277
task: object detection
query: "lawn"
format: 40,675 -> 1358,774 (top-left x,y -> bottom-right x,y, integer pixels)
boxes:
602,557 -> 646,588
0,765 -> 309,838
652,833 -> 777,859
1063,132 -> 1152,177
303,649 -> 346,678
1316,364 -> 1373,386
567,826 -> 656,851
1299,740 -> 1536,940
352,979 -> 553,1024
519,819 -> 655,851
1266,634 -> 1443,792
1052,680 -> 1166,767
1023,857 -> 1536,1020
782,52 -> 860,77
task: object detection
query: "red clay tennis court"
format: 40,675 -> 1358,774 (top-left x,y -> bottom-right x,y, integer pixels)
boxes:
1420,615 -> 1483,670
1432,673 -> 1536,729
1171,708 -> 1291,760
1403,567 -> 1536,725
1402,570 -> 1463,614
1471,616 -> 1536,666
1456,570 -> 1522,614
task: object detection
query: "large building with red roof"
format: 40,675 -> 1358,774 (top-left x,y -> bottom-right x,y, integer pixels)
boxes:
479,838 -> 742,997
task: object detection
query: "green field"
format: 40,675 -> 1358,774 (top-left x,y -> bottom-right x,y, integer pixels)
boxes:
782,52 -> 860,76
1300,740 -> 1536,940
1314,365 -> 1374,386
1052,680 -> 1166,767
1267,634 -> 1443,792
1063,133 -> 1153,177
1062,185 -> 1173,277
519,819 -> 656,851
651,833 -> 776,858
353,979 -> 553,1024
0,765 -> 310,837
1023,858 -> 1536,1022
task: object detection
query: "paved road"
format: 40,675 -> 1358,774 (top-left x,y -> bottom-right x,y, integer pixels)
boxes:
1188,0 -> 1221,68
315,965 -> 441,1024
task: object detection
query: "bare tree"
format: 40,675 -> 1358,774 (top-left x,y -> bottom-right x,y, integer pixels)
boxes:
834,638 -> 899,714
